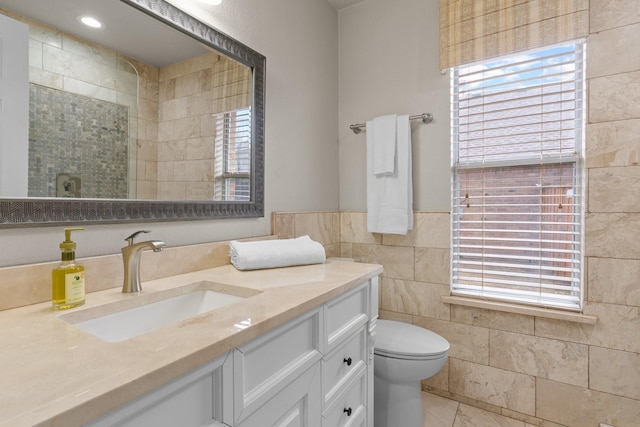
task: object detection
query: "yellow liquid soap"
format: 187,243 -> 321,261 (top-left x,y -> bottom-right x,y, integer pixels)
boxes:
52,227 -> 86,310
52,262 -> 85,310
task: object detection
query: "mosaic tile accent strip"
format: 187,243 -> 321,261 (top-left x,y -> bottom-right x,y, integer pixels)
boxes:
28,84 -> 129,199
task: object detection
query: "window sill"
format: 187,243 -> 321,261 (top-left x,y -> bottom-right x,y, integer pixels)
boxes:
441,296 -> 598,325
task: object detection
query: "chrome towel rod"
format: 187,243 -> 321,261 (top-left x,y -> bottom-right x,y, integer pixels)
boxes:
349,113 -> 433,134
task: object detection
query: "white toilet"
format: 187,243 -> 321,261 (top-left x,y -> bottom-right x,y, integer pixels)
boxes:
374,320 -> 450,427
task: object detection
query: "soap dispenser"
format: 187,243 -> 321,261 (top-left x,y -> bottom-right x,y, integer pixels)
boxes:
52,227 -> 86,310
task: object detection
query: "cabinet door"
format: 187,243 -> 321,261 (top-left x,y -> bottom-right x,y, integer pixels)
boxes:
234,308 -> 322,423
237,363 -> 322,427
86,352 -> 232,427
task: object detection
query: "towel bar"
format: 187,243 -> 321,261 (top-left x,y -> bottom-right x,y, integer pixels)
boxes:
349,113 -> 433,134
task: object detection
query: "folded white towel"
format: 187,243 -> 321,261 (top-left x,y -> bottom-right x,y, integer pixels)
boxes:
366,114 -> 413,235
229,235 -> 326,271
368,114 -> 397,176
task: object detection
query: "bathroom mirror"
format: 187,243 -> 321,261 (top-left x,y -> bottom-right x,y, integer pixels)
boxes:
0,0 -> 265,227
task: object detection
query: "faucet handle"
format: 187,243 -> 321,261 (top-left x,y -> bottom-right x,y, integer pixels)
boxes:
124,230 -> 151,245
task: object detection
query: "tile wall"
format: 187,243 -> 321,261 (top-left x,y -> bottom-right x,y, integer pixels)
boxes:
156,53 -> 251,200
28,84 -> 129,198
273,204 -> 640,426
132,58 -> 161,199
156,53 -> 217,200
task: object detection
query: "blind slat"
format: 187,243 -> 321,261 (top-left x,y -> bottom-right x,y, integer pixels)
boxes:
454,259 -> 579,273
455,267 -> 580,283
453,251 -> 580,265
455,278 -> 581,296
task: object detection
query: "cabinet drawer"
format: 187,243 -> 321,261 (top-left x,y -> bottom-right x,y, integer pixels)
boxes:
322,327 -> 367,407
322,371 -> 366,427
234,307 -> 322,423
324,282 -> 369,353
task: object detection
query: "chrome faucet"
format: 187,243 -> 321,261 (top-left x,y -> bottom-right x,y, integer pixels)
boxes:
121,230 -> 166,293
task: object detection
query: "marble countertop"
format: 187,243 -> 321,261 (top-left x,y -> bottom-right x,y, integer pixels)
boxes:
0,260 -> 382,427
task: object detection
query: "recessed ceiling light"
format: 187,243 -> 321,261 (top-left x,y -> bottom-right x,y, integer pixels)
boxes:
78,16 -> 103,29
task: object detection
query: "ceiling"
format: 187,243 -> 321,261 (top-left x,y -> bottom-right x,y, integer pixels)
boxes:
0,0 -> 210,67
327,0 -> 366,10
0,0 -> 367,67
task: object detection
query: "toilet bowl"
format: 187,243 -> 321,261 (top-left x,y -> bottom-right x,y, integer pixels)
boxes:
374,320 -> 449,427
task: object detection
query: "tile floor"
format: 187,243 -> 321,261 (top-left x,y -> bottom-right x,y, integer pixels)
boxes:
422,392 -> 536,427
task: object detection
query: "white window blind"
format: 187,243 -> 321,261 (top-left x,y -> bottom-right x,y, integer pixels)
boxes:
451,41 -> 585,311
214,108 -> 251,201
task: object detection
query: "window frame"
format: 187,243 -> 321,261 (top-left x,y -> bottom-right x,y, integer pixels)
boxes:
213,108 -> 252,202
450,41 -> 587,312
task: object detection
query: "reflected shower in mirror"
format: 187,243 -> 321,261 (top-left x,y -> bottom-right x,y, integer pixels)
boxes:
0,0 -> 265,226
0,0 -> 252,202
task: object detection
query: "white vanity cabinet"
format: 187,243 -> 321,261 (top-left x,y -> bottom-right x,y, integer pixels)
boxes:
234,276 -> 378,427
87,276 -> 378,427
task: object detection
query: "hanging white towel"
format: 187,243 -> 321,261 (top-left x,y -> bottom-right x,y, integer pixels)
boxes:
369,114 -> 397,176
366,114 -> 413,235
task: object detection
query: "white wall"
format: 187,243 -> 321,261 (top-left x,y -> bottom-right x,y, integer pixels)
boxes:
0,14 -> 29,198
0,0 -> 339,267
338,0 -> 450,212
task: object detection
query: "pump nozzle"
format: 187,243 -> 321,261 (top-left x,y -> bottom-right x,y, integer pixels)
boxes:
61,227 -> 84,250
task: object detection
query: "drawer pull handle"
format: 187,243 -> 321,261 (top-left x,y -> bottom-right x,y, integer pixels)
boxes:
343,357 -> 352,366
344,407 -> 352,416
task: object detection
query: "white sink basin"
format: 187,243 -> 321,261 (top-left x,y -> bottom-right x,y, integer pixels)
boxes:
58,281 -> 259,343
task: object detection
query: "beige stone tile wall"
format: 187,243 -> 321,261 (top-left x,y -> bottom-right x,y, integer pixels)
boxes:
581,7 -> 640,425
157,53 -> 217,199
132,58 -> 160,199
155,53 -> 251,200
274,4 -> 640,418
26,27 -> 135,105
272,211 -> 341,258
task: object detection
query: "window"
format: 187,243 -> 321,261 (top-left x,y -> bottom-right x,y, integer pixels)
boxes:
214,108 -> 251,201
450,41 -> 586,311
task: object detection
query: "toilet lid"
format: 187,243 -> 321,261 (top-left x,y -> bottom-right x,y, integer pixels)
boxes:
375,320 -> 449,360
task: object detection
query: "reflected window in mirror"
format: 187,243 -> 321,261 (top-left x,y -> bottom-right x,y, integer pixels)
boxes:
214,108 -> 251,201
